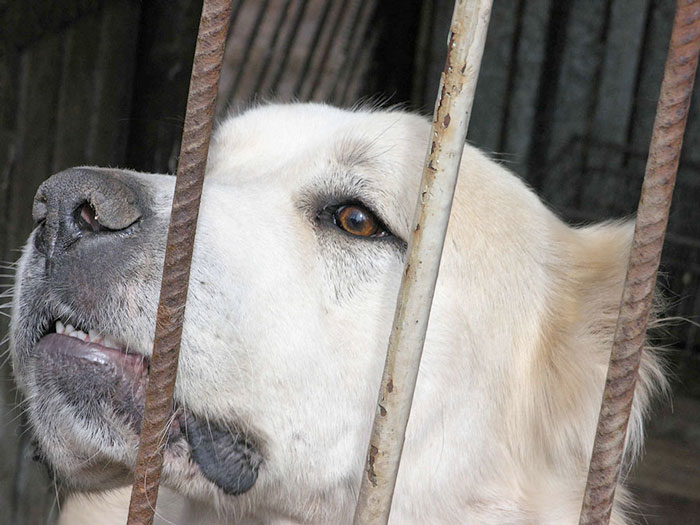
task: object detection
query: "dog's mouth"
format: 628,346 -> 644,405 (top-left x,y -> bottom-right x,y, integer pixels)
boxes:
27,317 -> 263,496
32,317 -> 153,434
42,320 -> 150,386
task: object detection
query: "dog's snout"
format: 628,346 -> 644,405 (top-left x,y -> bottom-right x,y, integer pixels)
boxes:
33,167 -> 142,261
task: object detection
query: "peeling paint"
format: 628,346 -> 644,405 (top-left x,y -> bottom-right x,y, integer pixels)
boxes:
367,445 -> 379,487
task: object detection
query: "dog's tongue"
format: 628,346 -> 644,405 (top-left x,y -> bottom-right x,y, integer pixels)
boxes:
183,414 -> 262,495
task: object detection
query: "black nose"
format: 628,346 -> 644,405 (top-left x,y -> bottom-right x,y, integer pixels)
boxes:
33,167 -> 142,263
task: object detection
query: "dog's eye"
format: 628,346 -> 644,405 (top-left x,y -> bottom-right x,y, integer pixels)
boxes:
333,204 -> 388,238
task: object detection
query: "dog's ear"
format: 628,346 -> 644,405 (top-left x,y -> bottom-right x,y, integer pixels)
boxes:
569,221 -> 635,335
555,220 -> 666,459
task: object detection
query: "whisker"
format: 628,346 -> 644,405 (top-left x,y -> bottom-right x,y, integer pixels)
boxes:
0,348 -> 15,369
649,315 -> 700,329
8,401 -> 37,427
52,478 -> 62,516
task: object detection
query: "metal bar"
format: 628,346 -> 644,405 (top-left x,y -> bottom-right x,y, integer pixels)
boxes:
209,0 -> 246,108
305,0 -> 352,100
578,1 -> 700,524
126,1 -> 233,523
352,1 -> 493,523
269,0 -> 312,93
329,0 -> 376,103
292,0 -> 334,97
251,0 -> 293,96
228,0 -> 271,100
338,1 -> 378,106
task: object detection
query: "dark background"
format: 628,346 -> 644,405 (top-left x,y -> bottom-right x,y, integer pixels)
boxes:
1,1 -> 699,523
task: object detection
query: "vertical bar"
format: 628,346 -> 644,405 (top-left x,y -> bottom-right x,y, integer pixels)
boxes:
579,1 -> 700,524
227,0 -> 270,100
126,1 -> 233,524
268,0 -> 312,93
352,1 -> 493,523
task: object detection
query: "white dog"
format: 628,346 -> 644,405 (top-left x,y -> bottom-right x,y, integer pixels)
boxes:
10,103 -> 665,524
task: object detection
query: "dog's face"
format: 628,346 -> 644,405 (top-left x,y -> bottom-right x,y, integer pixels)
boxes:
10,104 -> 431,520
10,103 -> 663,523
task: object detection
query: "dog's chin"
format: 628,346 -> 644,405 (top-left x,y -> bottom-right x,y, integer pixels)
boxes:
24,332 -> 263,497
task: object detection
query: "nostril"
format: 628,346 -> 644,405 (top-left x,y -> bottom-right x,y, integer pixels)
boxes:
32,168 -> 144,262
33,195 -> 48,225
76,202 -> 102,232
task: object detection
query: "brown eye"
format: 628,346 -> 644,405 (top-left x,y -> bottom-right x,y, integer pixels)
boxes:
333,204 -> 387,238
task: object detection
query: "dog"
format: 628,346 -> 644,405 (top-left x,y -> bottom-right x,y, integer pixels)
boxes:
10,103 -> 665,524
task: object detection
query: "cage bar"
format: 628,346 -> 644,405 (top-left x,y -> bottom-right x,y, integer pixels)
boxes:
126,1 -> 233,523
578,1 -> 700,523
352,1 -> 493,523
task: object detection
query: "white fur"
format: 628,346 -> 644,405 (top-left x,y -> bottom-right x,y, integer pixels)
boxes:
23,103 -> 663,524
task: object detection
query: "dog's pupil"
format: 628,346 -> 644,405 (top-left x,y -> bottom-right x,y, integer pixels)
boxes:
337,205 -> 376,236
348,209 -> 366,228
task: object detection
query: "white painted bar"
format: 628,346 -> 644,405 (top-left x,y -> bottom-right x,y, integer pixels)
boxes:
352,1 -> 493,522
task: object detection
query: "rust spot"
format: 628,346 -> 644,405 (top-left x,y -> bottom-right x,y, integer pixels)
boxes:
415,223 -> 421,232
367,445 -> 379,486
379,404 -> 387,417
443,114 -> 451,128
387,379 -> 394,393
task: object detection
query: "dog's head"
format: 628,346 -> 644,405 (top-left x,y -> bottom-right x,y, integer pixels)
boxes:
9,103 -> 664,523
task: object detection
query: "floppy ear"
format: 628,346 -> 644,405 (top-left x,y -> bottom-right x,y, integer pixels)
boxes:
568,221 -> 636,360
549,220 -> 667,463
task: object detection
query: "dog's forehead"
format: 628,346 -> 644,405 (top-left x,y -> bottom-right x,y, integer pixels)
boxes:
208,103 -> 430,182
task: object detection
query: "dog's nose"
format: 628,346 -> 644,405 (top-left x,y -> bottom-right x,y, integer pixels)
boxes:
33,167 -> 142,262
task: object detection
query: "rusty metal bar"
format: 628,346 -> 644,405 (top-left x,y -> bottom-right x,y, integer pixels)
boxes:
352,1 -> 493,523
126,1 -> 233,523
579,1 -> 700,523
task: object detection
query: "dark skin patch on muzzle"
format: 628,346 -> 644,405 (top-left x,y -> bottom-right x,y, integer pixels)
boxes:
184,414 -> 263,495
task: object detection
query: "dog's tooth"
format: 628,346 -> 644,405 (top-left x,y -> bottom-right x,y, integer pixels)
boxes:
56,321 -> 65,334
88,329 -> 99,341
65,324 -> 75,334
75,331 -> 87,342
102,336 -> 118,349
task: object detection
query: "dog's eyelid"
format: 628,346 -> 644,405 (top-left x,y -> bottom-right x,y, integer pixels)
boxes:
319,200 -> 396,239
